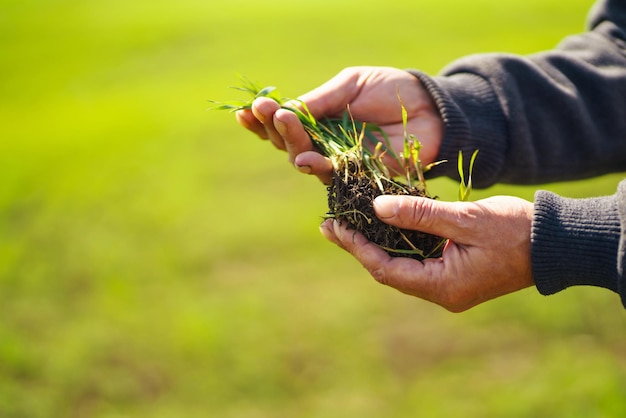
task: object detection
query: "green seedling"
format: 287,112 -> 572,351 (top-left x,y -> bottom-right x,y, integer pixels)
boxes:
213,77 -> 478,260
458,149 -> 479,202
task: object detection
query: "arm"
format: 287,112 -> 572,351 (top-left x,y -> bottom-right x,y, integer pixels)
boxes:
414,0 -> 626,188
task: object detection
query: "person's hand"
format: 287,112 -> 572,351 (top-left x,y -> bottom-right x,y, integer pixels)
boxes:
236,66 -> 443,184
320,195 -> 535,312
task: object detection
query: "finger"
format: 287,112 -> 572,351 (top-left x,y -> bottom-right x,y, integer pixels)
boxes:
273,104 -> 334,184
294,151 -> 333,185
251,97 -> 286,151
273,108 -> 314,163
329,219 -> 447,302
373,195 -> 473,241
327,219 -> 391,268
235,109 -> 268,139
298,70 -> 358,118
319,219 -> 344,249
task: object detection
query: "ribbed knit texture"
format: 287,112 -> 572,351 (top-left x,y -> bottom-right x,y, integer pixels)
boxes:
532,184 -> 626,307
405,0 -> 626,306
405,1 -> 626,306
408,70 -> 507,188
410,1 -> 626,188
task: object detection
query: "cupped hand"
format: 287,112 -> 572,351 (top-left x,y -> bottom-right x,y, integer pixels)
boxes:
236,66 -> 443,184
320,195 -> 535,312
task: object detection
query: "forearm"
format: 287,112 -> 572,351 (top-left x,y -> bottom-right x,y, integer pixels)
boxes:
410,0 -> 626,188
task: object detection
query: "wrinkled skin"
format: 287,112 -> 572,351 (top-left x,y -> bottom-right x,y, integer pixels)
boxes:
236,66 -> 442,184
236,66 -> 536,311
320,195 -> 535,312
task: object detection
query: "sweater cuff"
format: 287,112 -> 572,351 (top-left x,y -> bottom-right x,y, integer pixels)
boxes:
531,190 -> 621,300
407,70 -> 507,188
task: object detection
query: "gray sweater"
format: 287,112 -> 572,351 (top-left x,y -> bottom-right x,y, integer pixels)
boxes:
410,0 -> 626,306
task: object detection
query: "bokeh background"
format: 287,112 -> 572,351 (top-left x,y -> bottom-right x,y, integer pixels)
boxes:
2,0 -> 626,416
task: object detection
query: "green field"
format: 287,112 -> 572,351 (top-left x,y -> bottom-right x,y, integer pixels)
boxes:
2,0 -> 626,416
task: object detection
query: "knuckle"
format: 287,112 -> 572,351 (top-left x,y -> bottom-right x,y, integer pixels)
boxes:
369,266 -> 386,283
450,203 -> 476,231
369,266 -> 390,286
340,66 -> 359,76
403,197 -> 433,228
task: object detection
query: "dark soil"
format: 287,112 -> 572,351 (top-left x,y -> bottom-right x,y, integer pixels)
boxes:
326,161 -> 446,261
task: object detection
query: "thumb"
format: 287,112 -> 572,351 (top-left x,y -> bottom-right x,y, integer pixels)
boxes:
298,72 -> 358,118
374,195 -> 470,240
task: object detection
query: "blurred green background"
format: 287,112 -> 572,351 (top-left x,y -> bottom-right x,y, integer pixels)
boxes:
2,0 -> 626,416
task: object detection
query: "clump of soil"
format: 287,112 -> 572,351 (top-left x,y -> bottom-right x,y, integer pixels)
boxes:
326,159 -> 446,261
213,78 -> 456,260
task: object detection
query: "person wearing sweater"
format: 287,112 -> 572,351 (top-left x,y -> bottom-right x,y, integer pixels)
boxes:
235,0 -> 626,311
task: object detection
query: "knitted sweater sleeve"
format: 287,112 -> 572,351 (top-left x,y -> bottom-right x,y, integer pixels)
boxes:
532,181 -> 626,307
409,0 -> 626,188
406,0 -> 626,306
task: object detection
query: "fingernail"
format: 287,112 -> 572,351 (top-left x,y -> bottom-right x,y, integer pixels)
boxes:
252,103 -> 267,123
373,195 -> 398,219
296,164 -> 312,174
319,219 -> 336,242
319,218 -> 333,230
274,117 -> 287,136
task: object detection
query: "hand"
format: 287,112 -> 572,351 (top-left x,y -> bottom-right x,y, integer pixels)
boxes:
320,195 -> 535,312
236,66 -> 443,184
